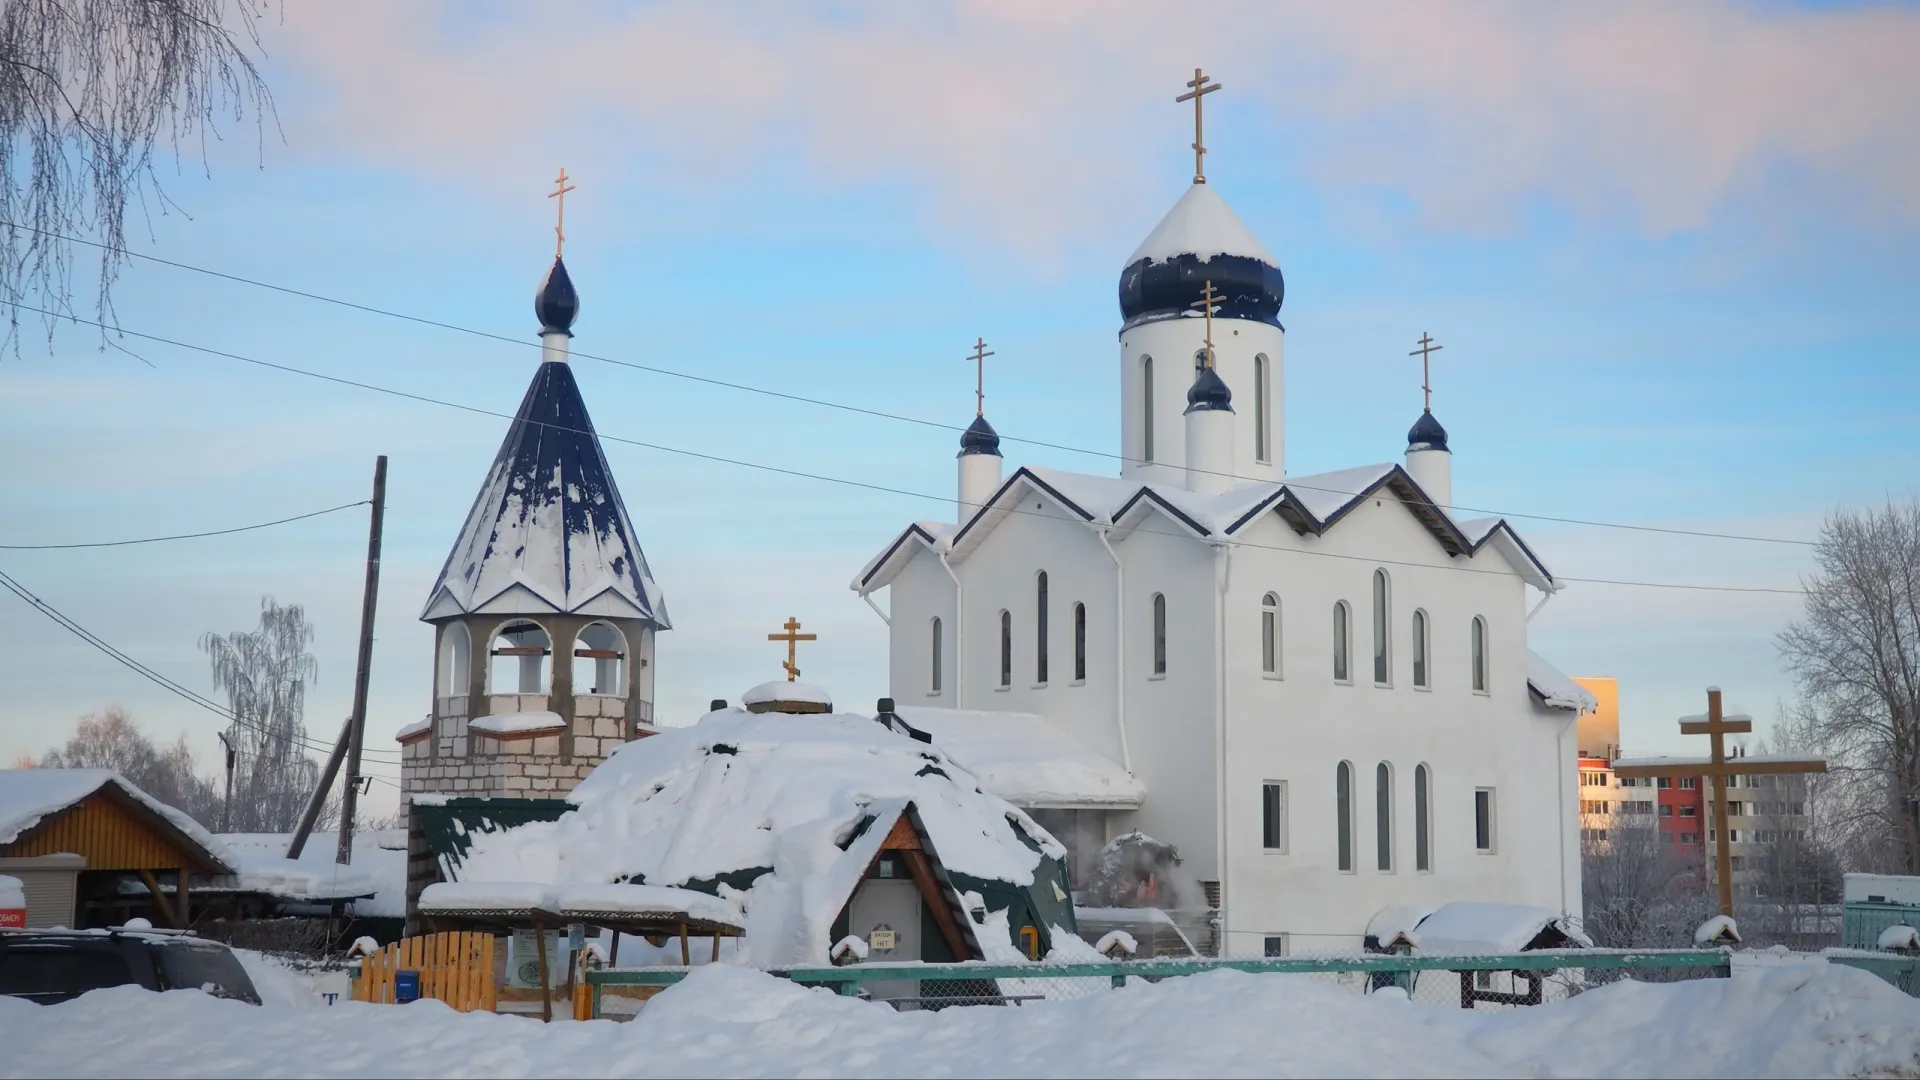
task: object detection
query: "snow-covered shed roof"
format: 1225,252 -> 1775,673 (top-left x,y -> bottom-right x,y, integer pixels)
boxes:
1410,902 -> 1589,956
418,881 -> 746,934
891,707 -> 1144,809
208,831 -> 406,916
1527,651 -> 1599,712
421,359 -> 668,625
442,709 -> 1069,967
0,769 -> 233,874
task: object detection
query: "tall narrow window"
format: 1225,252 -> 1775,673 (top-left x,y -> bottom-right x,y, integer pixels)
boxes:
1073,603 -> 1087,682
1262,781 -> 1287,851
1254,353 -> 1270,463
1333,601 -> 1351,683
930,617 -> 943,694
1372,569 -> 1390,685
1475,787 -> 1496,852
1151,593 -> 1167,676
1141,355 -> 1155,462
1376,762 -> 1394,871
998,610 -> 1012,688
1260,593 -> 1280,676
1415,764 -> 1432,872
1411,610 -> 1430,689
1035,571 -> 1050,684
1336,762 -> 1354,871
1471,616 -> 1489,692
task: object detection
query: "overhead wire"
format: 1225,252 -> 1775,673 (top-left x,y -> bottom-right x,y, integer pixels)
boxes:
0,500 -> 371,549
4,222 -> 1816,550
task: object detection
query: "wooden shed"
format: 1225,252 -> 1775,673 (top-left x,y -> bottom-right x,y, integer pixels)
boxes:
0,769 -> 233,929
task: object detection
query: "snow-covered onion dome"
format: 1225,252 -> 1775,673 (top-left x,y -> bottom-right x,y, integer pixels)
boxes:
741,680 -> 834,715
1404,410 -> 1452,510
1117,183 -> 1284,331
535,255 -> 580,336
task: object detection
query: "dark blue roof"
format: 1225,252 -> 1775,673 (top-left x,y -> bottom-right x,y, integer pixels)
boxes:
958,414 -> 1002,458
535,256 -> 580,335
1118,252 -> 1284,331
1185,366 -> 1235,413
1407,410 -> 1450,452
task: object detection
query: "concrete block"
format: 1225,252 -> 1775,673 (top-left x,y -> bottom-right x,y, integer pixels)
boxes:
531,777 -> 556,791
533,735 -> 560,756
575,737 -> 598,758
594,718 -> 620,739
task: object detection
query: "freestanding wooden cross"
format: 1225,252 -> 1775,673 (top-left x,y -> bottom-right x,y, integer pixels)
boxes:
967,337 -> 994,418
1410,332 -> 1443,413
767,617 -> 816,682
548,168 -> 577,257
1611,687 -> 1826,918
1175,67 -> 1222,184
1190,280 -> 1221,369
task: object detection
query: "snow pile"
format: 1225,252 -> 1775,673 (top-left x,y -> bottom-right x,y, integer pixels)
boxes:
469,712 -> 566,736
1125,182 -> 1278,267
211,833 -> 405,916
0,874 -> 23,911
1093,930 -> 1137,957
1696,915 -> 1742,945
6,959 -> 1919,1078
1414,902 -> 1589,956
1879,924 -> 1919,951
0,769 -> 231,869
230,949 -> 324,1009
1367,904 -> 1434,950
893,707 -> 1144,808
740,680 -> 832,711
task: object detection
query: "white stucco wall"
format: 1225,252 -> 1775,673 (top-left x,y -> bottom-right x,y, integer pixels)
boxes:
1120,316 -> 1286,487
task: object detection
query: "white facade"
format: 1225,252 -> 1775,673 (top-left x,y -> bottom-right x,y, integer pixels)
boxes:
854,176 -> 1589,955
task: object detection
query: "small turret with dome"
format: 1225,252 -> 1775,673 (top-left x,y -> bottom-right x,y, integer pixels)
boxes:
956,337 -> 1005,522
1403,333 -> 1453,510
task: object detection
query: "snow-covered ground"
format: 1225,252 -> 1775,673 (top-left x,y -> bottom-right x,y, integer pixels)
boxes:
4,960 -> 1918,1078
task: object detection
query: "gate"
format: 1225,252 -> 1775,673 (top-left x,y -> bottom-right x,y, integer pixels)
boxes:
352,931 -> 497,1012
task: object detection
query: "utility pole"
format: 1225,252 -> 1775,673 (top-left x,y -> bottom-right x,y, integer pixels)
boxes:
336,455 -> 387,865
217,732 -> 236,833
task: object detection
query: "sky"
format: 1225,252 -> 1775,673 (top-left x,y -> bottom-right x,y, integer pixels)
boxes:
2,1 -> 1917,817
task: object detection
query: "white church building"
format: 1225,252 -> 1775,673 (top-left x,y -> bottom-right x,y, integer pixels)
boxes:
852,125 -> 1594,956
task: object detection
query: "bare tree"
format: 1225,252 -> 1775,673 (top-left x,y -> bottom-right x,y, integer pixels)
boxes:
1580,813 -> 1708,949
39,704 -> 222,825
200,596 -> 323,833
1778,500 -> 1920,874
1,0 -> 274,351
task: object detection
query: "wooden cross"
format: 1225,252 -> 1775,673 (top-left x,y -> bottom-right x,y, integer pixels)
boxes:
1175,67 -> 1222,185
548,168 -> 577,257
766,617 -> 816,682
1409,332 -> 1443,413
1190,280 -> 1221,369
1612,687 -> 1826,919
966,337 -> 994,418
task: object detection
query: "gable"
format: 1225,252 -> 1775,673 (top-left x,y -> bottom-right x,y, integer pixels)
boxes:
0,786 -> 230,874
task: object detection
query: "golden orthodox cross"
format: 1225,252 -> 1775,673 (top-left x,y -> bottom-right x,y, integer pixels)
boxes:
1410,333 -> 1443,413
967,337 -> 995,418
766,616 -> 817,682
548,168 -> 577,257
1612,687 -> 1826,919
1175,67 -> 1223,185
1190,280 -> 1221,368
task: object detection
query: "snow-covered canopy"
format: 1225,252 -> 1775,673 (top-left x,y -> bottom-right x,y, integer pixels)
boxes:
1125,182 -> 1277,267
421,359 -> 668,624
0,769 -> 232,873
892,707 -> 1143,809
419,881 -> 745,933
209,831 -> 406,916
1410,902 -> 1589,956
1527,651 -> 1598,712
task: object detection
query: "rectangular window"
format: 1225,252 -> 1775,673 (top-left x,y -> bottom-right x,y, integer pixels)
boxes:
1035,573 -> 1049,685
1680,832 -> 1695,844
1263,934 -> 1288,958
1680,777 -> 1696,789
1728,801 -> 1743,817
1262,781 -> 1287,852
1679,806 -> 1697,818
1474,788 -> 1496,852
1657,777 -> 1671,789
1659,804 -> 1672,817
1662,831 -> 1673,843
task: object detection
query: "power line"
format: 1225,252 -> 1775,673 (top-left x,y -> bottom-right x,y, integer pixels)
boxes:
11,304 -> 1806,596
0,500 -> 371,550
6,223 -> 1816,550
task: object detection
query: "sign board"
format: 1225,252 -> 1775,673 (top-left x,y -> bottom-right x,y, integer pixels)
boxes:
0,909 -> 24,929
868,928 -> 897,952
508,929 -> 569,989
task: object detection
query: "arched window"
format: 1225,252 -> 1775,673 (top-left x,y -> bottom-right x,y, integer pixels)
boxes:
1372,569 -> 1391,685
572,622 -> 627,696
438,622 -> 470,698
1036,571 -> 1050,684
1376,762 -> 1394,872
1471,616 -> 1489,692
930,617 -> 943,694
489,621 -> 551,695
1332,601 -> 1351,683
1193,347 -> 1210,376
998,610 -> 1012,688
1073,603 -> 1087,682
1151,593 -> 1167,676
1414,764 -> 1433,872
1141,355 -> 1155,462
1261,593 -> 1280,676
1411,610 -> 1430,689
1336,761 -> 1354,872
1254,353 -> 1270,463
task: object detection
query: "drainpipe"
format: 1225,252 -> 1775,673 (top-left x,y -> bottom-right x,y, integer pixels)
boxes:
860,591 -> 890,627
939,552 -> 964,710
1095,527 -> 1133,773
1527,589 -> 1554,623
1213,541 -> 1232,957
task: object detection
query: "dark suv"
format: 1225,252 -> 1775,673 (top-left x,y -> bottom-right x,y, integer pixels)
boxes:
0,928 -> 262,1006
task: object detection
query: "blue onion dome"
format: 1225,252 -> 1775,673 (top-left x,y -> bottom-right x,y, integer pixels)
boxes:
958,414 -> 1002,458
1407,410 -> 1449,452
1119,184 -> 1284,331
1185,366 -> 1234,413
535,255 -> 580,335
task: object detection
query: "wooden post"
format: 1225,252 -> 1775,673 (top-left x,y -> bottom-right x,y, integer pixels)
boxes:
711,933 -> 720,963
176,868 -> 190,927
678,920 -> 690,965
534,919 -> 552,1023
337,455 -> 388,865
1706,691 -> 1735,917
608,932 -> 619,967
135,869 -> 179,928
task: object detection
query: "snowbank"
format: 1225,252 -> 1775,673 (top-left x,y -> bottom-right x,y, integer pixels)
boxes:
211,832 -> 406,917
3,959 -> 1917,1078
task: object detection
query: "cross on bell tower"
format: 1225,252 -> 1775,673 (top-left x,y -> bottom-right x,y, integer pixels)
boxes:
767,617 -> 817,682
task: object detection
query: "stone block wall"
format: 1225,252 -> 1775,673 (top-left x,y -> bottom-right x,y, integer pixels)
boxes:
398,691 -> 647,826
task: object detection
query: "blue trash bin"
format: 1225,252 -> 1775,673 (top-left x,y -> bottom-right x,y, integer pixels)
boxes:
395,970 -> 421,1003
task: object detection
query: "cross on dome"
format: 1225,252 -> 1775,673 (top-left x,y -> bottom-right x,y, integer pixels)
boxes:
1175,68 -> 1222,185
767,616 -> 817,682
967,337 -> 995,418
1190,280 -> 1222,368
548,167 -> 577,257
1410,332 -> 1443,413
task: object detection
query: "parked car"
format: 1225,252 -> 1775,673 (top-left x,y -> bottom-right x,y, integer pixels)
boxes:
0,927 -> 262,1006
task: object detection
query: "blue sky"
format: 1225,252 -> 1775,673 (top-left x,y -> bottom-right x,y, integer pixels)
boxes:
3,2 -> 1916,813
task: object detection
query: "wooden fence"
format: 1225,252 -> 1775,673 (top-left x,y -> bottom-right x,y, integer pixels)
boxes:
352,931 -> 498,1012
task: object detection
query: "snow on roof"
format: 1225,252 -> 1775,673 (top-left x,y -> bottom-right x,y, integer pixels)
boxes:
1528,651 -> 1598,712
1125,182 -> 1277,268
0,875 -> 23,910
0,769 -> 232,872
470,711 -> 567,736
1366,903 -> 1438,947
212,832 -> 406,916
421,360 -> 668,625
1412,902 -> 1589,956
394,718 -> 430,743
418,881 -> 745,930
1878,924 -> 1919,951
891,707 -> 1144,809
1695,915 -> 1742,944
741,681 -> 832,710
